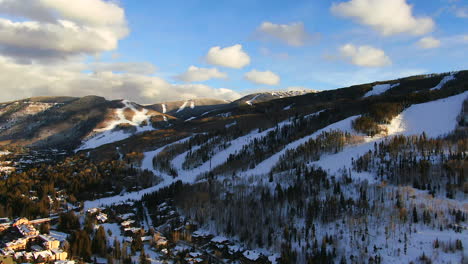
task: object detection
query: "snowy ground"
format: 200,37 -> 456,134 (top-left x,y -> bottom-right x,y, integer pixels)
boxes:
85,91 -> 468,208
364,83 -> 400,97
430,73 -> 457,91
240,115 -> 359,177
76,100 -> 155,151
313,91 -> 468,180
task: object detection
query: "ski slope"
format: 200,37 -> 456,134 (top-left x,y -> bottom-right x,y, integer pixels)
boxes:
77,100 -> 155,151
313,91 -> 468,180
84,137 -> 192,209
241,115 -> 359,177
430,73 -> 457,91
364,83 -> 399,98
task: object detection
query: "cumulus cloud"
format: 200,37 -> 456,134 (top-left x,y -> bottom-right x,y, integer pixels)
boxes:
205,44 -> 250,69
331,0 -> 434,36
244,70 -> 280,85
0,56 -> 241,104
0,0 -> 128,62
417,37 -> 441,49
256,21 -> 315,46
89,62 -> 157,75
339,44 -> 391,67
175,66 -> 227,82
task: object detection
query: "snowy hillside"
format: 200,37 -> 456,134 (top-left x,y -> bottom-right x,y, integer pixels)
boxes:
76,100 -> 156,151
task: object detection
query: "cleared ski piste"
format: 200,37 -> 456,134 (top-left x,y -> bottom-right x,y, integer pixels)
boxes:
84,118 -> 292,209
313,90 -> 468,180
77,100 -> 155,151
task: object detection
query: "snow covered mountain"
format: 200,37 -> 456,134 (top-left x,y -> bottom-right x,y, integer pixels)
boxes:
234,90 -> 317,106
1,70 -> 467,264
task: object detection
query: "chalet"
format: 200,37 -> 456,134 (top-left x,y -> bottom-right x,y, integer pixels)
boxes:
141,236 -> 152,243
153,232 -> 168,248
210,236 -> 230,257
39,234 -> 61,250
240,250 -> 268,264
4,238 -> 28,251
12,218 -> 29,227
13,251 -> 34,262
191,230 -> 213,244
123,227 -> 141,236
227,244 -> 244,258
86,208 -> 100,215
50,249 -> 68,261
16,223 -> 39,237
96,213 -> 108,223
54,260 -> 75,264
54,260 -> 76,264
185,251 -> 205,264
120,220 -> 135,228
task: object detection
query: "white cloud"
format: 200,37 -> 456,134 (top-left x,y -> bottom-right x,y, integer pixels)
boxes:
205,44 -> 250,69
417,37 -> 441,49
175,66 -> 227,82
257,22 -> 314,46
0,56 -> 241,104
339,44 -> 391,67
244,70 -> 280,85
331,0 -> 434,36
0,0 -> 128,62
90,62 -> 157,75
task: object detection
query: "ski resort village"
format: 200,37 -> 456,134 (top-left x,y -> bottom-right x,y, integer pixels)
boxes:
0,0 -> 468,263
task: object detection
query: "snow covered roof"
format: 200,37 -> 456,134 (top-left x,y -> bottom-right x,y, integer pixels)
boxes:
211,236 -> 228,244
243,250 -> 261,261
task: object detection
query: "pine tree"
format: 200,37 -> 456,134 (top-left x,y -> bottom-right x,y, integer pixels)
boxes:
131,232 -> 143,254
140,247 -> 150,264
412,207 -> 418,223
92,226 -> 107,257
106,254 -> 114,264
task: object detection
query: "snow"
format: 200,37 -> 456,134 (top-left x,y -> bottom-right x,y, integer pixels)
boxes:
84,137 -> 192,209
101,223 -> 124,245
177,101 -> 188,113
364,83 -> 400,98
283,104 -> 293,110
225,121 -> 237,128
313,91 -> 468,180
242,91 -> 467,179
393,90 -> 467,138
241,115 -> 358,177
185,117 -> 196,122
246,94 -> 261,106
84,119 -> 296,209
430,73 -> 457,91
173,119 -> 293,180
76,100 -> 154,151
49,230 -> 68,242
243,250 -> 261,260
161,104 -> 166,113
201,110 -> 215,116
211,236 -> 228,243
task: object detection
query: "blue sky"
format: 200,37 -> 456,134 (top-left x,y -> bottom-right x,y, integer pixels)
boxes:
0,0 -> 467,103
115,0 -> 468,93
